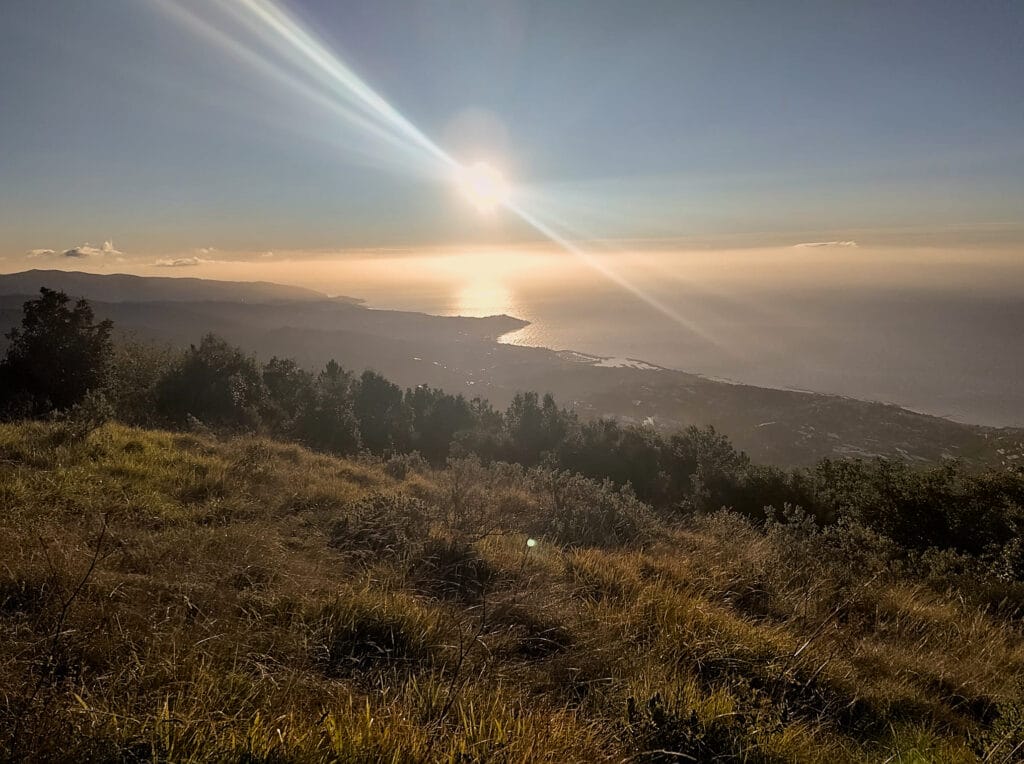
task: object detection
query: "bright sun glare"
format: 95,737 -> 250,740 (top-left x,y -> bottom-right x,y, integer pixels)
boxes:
456,161 -> 510,214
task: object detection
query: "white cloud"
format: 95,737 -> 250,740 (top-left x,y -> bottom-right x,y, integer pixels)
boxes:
28,240 -> 123,258
62,247 -> 95,258
793,240 -> 859,248
154,256 -> 207,267
64,240 -> 122,258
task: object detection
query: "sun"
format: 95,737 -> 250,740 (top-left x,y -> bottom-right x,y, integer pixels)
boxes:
456,161 -> 510,214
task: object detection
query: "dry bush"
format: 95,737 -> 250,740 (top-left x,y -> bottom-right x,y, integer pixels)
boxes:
527,468 -> 659,549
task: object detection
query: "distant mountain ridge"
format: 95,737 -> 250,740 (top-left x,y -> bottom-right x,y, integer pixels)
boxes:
0,269 -> 332,304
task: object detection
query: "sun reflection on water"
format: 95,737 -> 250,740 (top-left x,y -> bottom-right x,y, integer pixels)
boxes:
455,280 -> 515,318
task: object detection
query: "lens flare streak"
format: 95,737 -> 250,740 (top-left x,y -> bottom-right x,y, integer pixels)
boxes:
506,200 -> 724,348
156,0 -> 718,346
231,0 -> 454,168
154,0 -> 425,167
155,0 -> 454,178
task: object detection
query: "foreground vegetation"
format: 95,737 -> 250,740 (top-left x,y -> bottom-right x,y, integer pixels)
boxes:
1,421 -> 1023,762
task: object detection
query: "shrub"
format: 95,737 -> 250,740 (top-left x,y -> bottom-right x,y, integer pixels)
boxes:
49,388 -> 115,442
433,456 -> 492,534
764,507 -> 898,587
810,459 -> 1024,556
979,695 -> 1024,762
529,468 -> 657,548
383,451 -> 429,480
102,340 -> 179,427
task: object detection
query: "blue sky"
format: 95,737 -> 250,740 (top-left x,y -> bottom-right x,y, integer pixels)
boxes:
1,0 -> 1022,261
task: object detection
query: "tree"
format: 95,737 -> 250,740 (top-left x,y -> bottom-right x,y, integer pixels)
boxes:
664,426 -> 750,512
154,334 -> 265,430
353,370 -> 408,455
405,384 -> 477,463
559,419 -> 669,504
293,360 -> 361,455
102,339 -> 179,427
451,397 -> 507,463
0,288 -> 113,418
504,391 -> 574,464
262,356 -> 314,435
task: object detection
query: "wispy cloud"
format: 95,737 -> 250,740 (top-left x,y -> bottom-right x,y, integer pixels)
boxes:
154,256 -> 208,267
27,240 -> 123,258
793,240 -> 859,249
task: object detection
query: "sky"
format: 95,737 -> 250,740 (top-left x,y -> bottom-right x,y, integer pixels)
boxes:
1,0 -> 1023,266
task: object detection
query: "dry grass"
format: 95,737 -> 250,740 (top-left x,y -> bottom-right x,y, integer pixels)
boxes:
0,421 -> 1021,762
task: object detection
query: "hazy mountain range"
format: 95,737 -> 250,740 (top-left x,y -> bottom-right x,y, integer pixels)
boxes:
2,269 -> 1021,468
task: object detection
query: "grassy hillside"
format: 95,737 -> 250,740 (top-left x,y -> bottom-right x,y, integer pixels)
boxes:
1,422 -> 1023,762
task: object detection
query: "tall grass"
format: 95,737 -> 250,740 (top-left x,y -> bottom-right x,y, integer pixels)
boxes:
0,422 -> 1021,761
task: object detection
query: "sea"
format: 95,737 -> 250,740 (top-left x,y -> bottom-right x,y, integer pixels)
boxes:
200,245 -> 1024,428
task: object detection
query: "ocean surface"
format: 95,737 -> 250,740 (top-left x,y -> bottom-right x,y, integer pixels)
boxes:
190,246 -> 1024,428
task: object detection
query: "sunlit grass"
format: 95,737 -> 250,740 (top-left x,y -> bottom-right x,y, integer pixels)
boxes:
1,421 -> 1021,761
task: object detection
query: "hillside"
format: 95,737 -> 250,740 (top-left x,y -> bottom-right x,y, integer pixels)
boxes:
0,269 -> 332,304
2,422 -> 1023,762
0,270 -> 1022,468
